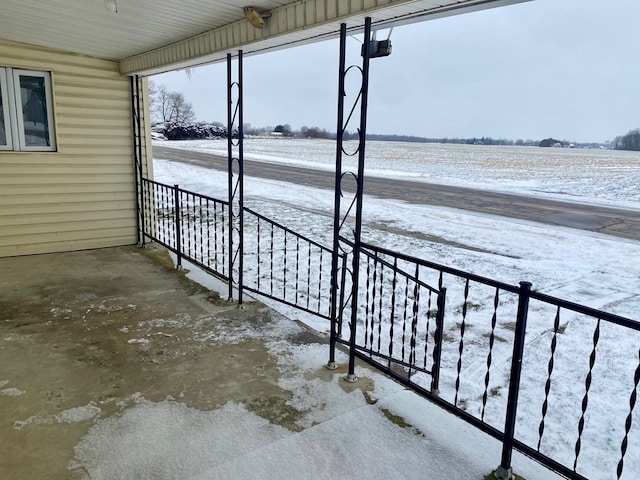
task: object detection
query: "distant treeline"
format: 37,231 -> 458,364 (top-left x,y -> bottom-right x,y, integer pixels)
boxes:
350,133 -> 534,146
157,120 -> 617,149
612,128 -> 640,151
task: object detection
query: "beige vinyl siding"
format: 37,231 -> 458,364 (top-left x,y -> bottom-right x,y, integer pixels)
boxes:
0,38 -> 151,257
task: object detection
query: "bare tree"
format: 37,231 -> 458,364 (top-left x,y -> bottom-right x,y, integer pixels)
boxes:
153,84 -> 196,124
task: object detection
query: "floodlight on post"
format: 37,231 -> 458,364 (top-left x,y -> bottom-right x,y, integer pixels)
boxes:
362,27 -> 393,58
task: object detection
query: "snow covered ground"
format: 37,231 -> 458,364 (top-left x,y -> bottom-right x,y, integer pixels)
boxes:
158,138 -> 640,208
68,314 -> 560,480
153,139 -> 640,317
152,139 -> 640,479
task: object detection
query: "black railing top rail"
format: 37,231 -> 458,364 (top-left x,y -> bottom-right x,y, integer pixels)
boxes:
361,240 -> 640,330
360,240 -> 519,293
353,238 -> 440,295
529,290 -> 640,331
245,206 -> 336,253
142,177 -> 230,207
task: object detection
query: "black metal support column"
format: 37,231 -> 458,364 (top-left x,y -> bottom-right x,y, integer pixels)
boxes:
174,184 -> 183,270
328,23 -> 348,370
131,75 -> 145,246
496,281 -> 532,480
227,51 -> 244,304
328,18 -> 374,381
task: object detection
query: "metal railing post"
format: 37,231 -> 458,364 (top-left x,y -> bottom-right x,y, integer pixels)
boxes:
174,185 -> 183,270
227,53 -> 234,301
131,75 -> 146,246
431,287 -> 446,393
344,17 -> 373,383
496,281 -> 532,480
328,23 -> 348,370
227,51 -> 244,304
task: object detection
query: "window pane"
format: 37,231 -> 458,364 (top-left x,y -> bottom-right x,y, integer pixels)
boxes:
0,81 -> 6,146
19,75 -> 51,147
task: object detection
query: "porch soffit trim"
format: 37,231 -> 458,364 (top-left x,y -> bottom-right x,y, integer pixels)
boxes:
120,0 -> 530,76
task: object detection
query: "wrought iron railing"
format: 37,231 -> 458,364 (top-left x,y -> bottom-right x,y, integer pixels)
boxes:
138,178 -> 640,480
242,207 -> 343,319
345,242 -> 640,480
140,179 -> 341,319
141,178 -> 229,279
334,238 -> 446,393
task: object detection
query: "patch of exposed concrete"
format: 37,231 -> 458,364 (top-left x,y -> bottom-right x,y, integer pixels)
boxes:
0,245 -> 325,479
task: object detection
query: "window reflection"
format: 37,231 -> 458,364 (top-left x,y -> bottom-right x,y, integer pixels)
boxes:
20,75 -> 50,147
0,83 -> 6,146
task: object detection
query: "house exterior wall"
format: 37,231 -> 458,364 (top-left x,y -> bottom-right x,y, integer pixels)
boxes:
0,39 -> 152,257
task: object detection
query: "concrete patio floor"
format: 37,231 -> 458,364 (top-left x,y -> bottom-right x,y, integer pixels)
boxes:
0,245 -> 559,479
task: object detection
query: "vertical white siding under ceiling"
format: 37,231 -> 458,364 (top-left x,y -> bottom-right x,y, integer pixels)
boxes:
121,0 -> 530,75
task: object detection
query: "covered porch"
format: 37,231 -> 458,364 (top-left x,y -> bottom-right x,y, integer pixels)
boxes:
4,2 -> 639,479
0,245 -> 555,479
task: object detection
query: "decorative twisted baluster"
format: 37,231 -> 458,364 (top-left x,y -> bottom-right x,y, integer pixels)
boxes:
424,289 -> 433,370
295,236 -> 300,304
162,186 -> 168,244
537,306 -> 561,450
198,196 -> 204,263
616,348 -> 640,479
409,265 -> 420,370
377,262 -> 384,352
574,318 -> 600,472
388,257 -> 398,367
364,256 -> 372,349
317,249 -> 323,313
401,267 -> 410,362
455,278 -> 470,406
269,223 -> 274,295
221,204 -> 226,276
370,259 -> 379,351
481,287 -> 500,422
306,243 -> 311,309
256,217 -> 262,290
204,200 -> 210,266
283,231 -> 288,300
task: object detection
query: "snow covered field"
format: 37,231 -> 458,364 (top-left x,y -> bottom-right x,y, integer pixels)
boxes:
158,138 -> 640,208
154,139 -> 640,314
153,139 -> 640,479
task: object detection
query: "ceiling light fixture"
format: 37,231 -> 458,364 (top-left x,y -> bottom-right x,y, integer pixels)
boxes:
244,7 -> 264,29
104,0 -> 118,13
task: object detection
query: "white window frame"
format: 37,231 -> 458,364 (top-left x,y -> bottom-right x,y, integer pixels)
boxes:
1,67 -> 56,152
0,68 -> 12,151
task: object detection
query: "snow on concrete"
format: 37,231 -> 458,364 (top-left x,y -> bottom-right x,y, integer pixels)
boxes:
70,400 -> 291,480
69,324 -> 561,480
0,387 -> 25,397
14,402 -> 101,430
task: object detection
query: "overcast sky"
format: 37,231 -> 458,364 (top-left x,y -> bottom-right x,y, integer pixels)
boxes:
153,0 -> 640,143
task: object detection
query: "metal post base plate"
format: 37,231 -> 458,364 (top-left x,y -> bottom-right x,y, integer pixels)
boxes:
494,466 -> 513,480
343,373 -> 358,383
325,361 -> 338,370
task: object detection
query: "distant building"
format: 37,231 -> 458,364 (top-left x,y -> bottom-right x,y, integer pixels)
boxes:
539,138 -> 564,148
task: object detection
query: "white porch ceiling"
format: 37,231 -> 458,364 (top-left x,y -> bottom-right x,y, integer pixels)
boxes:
0,0 -> 531,75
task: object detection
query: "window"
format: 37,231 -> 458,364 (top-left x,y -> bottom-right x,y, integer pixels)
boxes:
0,69 -> 11,150
0,67 -> 56,152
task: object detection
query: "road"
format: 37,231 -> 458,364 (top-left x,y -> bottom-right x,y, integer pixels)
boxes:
153,145 -> 640,242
